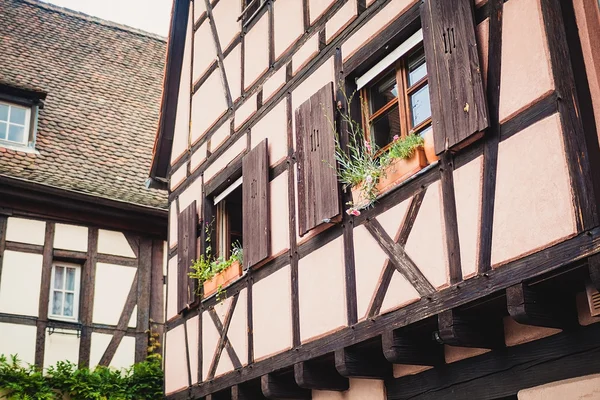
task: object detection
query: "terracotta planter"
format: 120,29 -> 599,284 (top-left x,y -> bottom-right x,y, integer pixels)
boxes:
377,148 -> 428,194
203,260 -> 242,298
423,129 -> 439,163
351,183 -> 373,210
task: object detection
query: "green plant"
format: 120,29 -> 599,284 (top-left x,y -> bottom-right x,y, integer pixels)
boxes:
331,90 -> 386,214
384,134 -> 424,162
188,221 -> 243,299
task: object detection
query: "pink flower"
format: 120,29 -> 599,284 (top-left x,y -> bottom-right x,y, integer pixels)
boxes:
364,140 -> 372,152
393,135 -> 399,141
365,175 -> 373,184
346,208 -> 361,216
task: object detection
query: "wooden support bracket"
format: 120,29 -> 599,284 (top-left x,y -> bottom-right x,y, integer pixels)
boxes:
382,329 -> 444,366
335,342 -> 392,379
588,254 -> 600,291
232,380 -> 266,400
507,282 -> 577,329
261,372 -> 311,399
437,309 -> 504,349
294,359 -> 349,391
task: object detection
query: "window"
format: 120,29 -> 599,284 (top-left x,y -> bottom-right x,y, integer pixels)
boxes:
361,45 -> 431,152
214,177 -> 243,259
0,101 -> 32,146
49,263 -> 81,322
239,0 -> 267,26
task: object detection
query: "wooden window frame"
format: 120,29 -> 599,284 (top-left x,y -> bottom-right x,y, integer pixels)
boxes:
210,174 -> 244,261
360,45 -> 432,155
49,262 -> 81,323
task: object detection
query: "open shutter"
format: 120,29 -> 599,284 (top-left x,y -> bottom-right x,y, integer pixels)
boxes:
421,0 -> 489,155
295,82 -> 339,236
242,139 -> 270,268
177,201 -> 197,311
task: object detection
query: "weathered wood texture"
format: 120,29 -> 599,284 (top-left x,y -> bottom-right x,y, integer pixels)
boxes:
382,329 -> 444,366
506,283 -> 576,329
335,341 -> 392,379
0,216 -> 7,291
150,239 -> 165,344
232,380 -> 266,400
242,139 -> 270,268
207,295 -> 240,380
294,358 -> 349,391
439,152 -> 462,283
177,201 -> 197,311
385,322 -> 600,400
261,372 -> 311,399
295,82 -> 339,236
421,0 -> 488,154
34,222 -> 56,367
79,227 -> 98,367
437,308 -> 504,349
135,238 -> 153,362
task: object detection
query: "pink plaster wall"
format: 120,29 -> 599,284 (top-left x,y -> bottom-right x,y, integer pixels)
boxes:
166,256 -> 178,321
491,114 -> 576,267
574,0 -> 600,139
262,67 -> 287,102
227,288 -> 248,366
186,316 -> 199,384
204,133 -> 247,182
503,316 -> 560,347
224,44 -> 241,102
193,21 -> 217,84
178,176 -> 203,217
292,34 -> 320,75
191,68 -> 228,143
393,364 -> 432,379
235,92 -> 257,130
342,0 -> 416,62
404,181 -> 449,288
244,13 -> 269,89
165,325 -> 187,394
377,197 -> 412,241
209,117 -> 232,152
269,172 -> 290,257
211,0 -> 240,50
444,345 -> 489,364
298,237 -> 347,342
170,162 -> 187,191
518,374 -> 600,399
194,0 -> 206,23
453,156 -> 483,279
273,0 -> 304,59
251,100 -> 288,166
498,0 -> 554,123
190,141 -> 207,171
252,265 -> 293,360
380,270 -> 420,314
476,18 -> 489,91
169,204 -> 178,249
325,0 -> 357,43
312,378 -> 386,400
309,0 -> 336,24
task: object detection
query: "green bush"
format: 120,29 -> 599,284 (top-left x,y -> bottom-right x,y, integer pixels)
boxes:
0,353 -> 163,400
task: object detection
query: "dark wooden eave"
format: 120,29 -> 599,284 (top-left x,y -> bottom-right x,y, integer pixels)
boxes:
149,0 -> 191,182
0,175 -> 167,237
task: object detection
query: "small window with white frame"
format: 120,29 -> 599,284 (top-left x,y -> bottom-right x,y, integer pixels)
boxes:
0,101 -> 33,146
49,262 -> 81,322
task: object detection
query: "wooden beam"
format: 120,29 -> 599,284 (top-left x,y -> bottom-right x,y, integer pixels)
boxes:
207,295 -> 241,379
437,309 -> 504,349
385,322 -> 600,400
294,359 -> 349,391
261,372 -> 311,399
150,239 -> 165,347
364,218 -> 434,296
335,341 -> 392,379
507,282 -> 576,329
135,238 -> 153,362
35,222 -> 55,368
382,329 -> 444,366
0,216 -> 6,291
79,227 -> 98,367
589,254 -> 600,291
232,380 -> 266,400
439,153 -> 462,284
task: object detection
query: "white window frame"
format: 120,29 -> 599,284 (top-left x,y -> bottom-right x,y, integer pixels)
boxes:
0,100 -> 32,146
48,262 -> 82,322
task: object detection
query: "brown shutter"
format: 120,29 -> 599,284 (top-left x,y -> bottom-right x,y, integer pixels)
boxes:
421,0 -> 489,155
177,201 -> 197,311
295,82 -> 339,236
242,139 -> 270,268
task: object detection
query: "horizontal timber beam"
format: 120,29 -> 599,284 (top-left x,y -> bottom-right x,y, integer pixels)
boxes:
261,373 -> 311,399
294,359 -> 349,391
437,309 -> 504,349
169,226 -> 600,399
382,329 -> 444,366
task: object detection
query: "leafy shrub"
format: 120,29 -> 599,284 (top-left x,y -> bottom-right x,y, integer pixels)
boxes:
384,134 -> 424,161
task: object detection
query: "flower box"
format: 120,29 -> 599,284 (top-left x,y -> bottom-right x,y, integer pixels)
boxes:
423,129 -> 439,164
351,182 -> 373,211
203,260 -> 242,298
377,147 -> 428,194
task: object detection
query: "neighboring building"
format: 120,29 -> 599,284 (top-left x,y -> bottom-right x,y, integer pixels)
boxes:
0,0 -> 168,370
151,0 -> 600,398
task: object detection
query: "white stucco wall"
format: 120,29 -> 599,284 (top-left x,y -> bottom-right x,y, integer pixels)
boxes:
43,329 -> 80,369
5,217 -> 45,245
92,263 -> 137,326
0,251 -> 43,316
0,322 -> 37,364
53,223 -> 88,252
89,332 -> 135,370
97,230 -> 136,258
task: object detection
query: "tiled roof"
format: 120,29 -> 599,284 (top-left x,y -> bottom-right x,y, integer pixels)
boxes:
0,0 -> 169,209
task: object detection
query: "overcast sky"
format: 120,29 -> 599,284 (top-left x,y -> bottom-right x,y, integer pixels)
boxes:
42,0 -> 173,36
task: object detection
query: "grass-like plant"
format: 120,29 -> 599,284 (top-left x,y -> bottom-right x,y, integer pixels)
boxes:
384,134 -> 424,162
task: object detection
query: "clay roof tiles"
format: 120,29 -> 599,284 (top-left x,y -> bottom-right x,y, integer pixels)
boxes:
0,0 -> 169,208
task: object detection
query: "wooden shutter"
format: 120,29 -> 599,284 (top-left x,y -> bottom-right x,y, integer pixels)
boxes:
295,82 -> 339,236
421,0 -> 489,155
177,201 -> 197,311
242,139 -> 270,268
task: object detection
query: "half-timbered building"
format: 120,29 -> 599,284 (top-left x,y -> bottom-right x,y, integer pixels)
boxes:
151,0 -> 600,397
0,0 -> 168,371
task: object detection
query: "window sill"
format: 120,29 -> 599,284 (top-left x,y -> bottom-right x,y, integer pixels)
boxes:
200,261 -> 246,303
0,141 -> 39,154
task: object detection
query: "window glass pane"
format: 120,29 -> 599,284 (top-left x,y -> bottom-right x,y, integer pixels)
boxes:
370,104 -> 401,149
418,125 -> 432,138
410,84 -> 431,128
66,268 -> 76,291
368,70 -> 398,115
64,293 -> 74,317
408,51 -> 427,86
0,122 -> 6,140
7,125 -> 25,144
54,267 -> 64,290
9,107 -> 26,125
52,291 -> 64,316
0,105 -> 8,121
